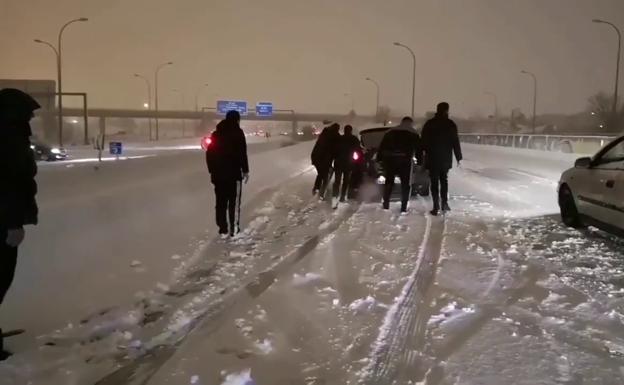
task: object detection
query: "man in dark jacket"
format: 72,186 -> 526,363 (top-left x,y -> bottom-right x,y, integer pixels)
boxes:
311,123 -> 340,199
332,125 -> 361,204
421,102 -> 463,216
0,88 -> 40,360
377,117 -> 423,213
206,110 -> 250,237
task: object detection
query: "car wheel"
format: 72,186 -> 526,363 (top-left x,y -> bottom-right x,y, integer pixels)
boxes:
559,185 -> 584,228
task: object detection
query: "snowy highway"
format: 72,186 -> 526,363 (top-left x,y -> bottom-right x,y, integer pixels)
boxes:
1,142 -> 624,385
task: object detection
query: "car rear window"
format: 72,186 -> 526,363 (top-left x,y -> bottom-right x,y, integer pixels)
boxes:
360,128 -> 389,150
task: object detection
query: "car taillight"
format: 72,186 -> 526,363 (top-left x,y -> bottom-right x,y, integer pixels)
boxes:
201,137 -> 212,150
352,151 -> 360,161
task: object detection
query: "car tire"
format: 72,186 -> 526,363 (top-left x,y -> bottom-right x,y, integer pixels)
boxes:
559,185 -> 584,228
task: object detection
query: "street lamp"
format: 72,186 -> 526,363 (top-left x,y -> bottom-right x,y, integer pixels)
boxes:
521,70 -> 538,134
34,17 -> 88,147
393,42 -> 416,118
365,77 -> 380,117
154,61 -> 173,141
484,91 -> 499,131
134,73 -> 152,140
194,83 -> 209,112
593,19 -> 621,124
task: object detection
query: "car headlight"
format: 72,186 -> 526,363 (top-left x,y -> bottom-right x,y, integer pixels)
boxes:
377,175 -> 386,184
30,145 -> 35,150
51,148 -> 62,154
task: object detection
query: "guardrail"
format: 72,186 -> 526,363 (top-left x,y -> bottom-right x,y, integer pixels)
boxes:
459,133 -> 616,154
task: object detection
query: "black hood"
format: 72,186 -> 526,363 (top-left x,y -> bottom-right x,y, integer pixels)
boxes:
0,88 -> 40,137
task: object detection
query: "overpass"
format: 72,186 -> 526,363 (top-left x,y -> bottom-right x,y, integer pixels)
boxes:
62,107 -> 367,123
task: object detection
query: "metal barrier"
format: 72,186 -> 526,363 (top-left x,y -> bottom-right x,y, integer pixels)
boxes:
459,133 -> 616,155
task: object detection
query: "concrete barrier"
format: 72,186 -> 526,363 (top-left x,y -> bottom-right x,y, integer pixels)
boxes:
459,133 -> 617,155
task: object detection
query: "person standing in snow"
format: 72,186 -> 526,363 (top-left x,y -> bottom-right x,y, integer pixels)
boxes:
0,88 -> 40,360
421,102 -> 463,216
332,125 -> 361,204
311,123 -> 340,199
205,110 -> 250,237
377,117 -> 422,213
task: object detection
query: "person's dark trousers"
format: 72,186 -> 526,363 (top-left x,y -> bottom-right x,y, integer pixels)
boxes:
332,168 -> 352,201
0,229 -> 17,306
313,163 -> 331,197
1,228 -> 18,356
214,180 -> 242,235
383,159 -> 412,211
429,167 -> 450,210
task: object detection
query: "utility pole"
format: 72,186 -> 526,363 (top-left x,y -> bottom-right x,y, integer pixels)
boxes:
154,61 -> 173,141
521,70 -> 538,134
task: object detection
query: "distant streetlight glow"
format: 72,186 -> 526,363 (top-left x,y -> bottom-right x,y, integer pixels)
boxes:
70,119 -> 79,124
143,102 -> 149,109
591,111 -> 596,115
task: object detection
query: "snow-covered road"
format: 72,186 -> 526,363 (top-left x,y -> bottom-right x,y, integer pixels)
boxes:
2,143 -> 623,385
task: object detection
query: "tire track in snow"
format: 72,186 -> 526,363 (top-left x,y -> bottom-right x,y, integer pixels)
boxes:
94,202 -> 360,385
358,213 -> 446,384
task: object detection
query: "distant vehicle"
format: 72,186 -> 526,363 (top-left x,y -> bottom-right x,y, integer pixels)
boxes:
30,140 -> 68,161
559,135 -> 624,236
354,127 -> 430,200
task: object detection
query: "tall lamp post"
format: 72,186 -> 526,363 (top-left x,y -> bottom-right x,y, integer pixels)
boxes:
484,91 -> 499,131
194,83 -> 209,112
365,77 -> 380,117
34,17 -> 88,147
593,19 -> 621,125
521,70 -> 538,134
393,42 -> 416,118
154,61 -> 173,141
134,73 -> 152,140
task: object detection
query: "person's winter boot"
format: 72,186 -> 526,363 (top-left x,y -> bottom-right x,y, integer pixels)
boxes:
0,330 -> 11,362
430,209 -> 439,216
230,225 -> 241,238
400,203 -> 408,213
442,202 -> 451,212
382,201 -> 390,210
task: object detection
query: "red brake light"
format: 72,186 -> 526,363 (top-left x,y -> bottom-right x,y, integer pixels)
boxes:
352,151 -> 360,161
202,137 -> 212,150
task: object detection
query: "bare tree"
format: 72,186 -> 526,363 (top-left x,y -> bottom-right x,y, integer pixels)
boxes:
375,105 -> 391,125
587,92 -> 623,132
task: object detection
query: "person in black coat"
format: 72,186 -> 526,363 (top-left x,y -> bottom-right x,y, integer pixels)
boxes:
206,110 -> 250,236
0,88 -> 40,361
377,117 -> 423,213
421,102 -> 463,216
332,125 -> 361,203
311,123 -> 340,198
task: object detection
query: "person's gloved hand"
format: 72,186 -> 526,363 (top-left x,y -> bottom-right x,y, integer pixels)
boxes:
6,228 -> 25,247
243,173 -> 250,184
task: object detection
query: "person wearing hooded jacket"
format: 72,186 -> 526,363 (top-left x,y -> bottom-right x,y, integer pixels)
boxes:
311,123 -> 340,199
421,102 -> 463,216
205,110 -> 250,236
332,125 -> 361,203
0,88 -> 40,360
377,116 -> 423,213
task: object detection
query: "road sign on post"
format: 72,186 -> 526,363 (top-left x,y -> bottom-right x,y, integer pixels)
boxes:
109,141 -> 122,157
256,102 -> 273,117
217,100 -> 248,116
